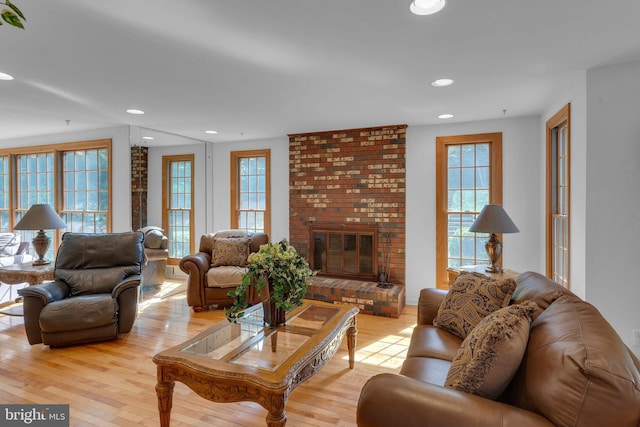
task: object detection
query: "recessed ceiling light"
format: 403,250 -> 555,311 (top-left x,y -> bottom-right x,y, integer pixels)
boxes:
0,72 -> 15,81
205,130 -> 218,135
410,0 -> 446,16
438,113 -> 454,119
142,136 -> 154,140
431,78 -> 454,87
126,109 -> 145,115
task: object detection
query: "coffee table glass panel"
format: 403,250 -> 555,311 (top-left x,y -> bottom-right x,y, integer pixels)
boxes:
153,300 -> 358,427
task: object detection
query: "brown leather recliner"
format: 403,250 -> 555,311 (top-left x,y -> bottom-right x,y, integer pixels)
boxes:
18,231 -> 144,347
180,230 -> 268,311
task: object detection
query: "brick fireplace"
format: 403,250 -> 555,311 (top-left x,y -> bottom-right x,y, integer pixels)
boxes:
289,125 -> 407,317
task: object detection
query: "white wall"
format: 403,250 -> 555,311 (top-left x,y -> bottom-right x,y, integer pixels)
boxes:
540,71 -> 588,299
405,117 -> 543,304
209,136 -> 290,242
585,61 -> 640,354
146,141 -> 208,242
0,125 -> 133,232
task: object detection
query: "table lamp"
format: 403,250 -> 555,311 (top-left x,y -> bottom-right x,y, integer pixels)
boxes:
469,204 -> 519,273
13,204 -> 67,265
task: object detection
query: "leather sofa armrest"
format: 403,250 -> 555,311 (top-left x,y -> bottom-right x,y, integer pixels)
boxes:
179,252 -> 211,276
357,373 -> 554,427
417,288 -> 448,325
180,252 -> 211,307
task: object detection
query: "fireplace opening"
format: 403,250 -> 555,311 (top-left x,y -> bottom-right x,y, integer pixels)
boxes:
310,224 -> 378,281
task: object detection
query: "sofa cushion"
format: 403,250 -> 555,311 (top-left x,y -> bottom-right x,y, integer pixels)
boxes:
400,357 -> 451,387
445,300 -> 538,399
406,325 -> 462,361
506,296 -> 640,427
433,272 -> 516,340
206,265 -> 248,288
210,237 -> 251,268
0,232 -> 20,257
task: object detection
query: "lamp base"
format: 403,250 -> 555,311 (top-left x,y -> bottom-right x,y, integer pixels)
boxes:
31,230 -> 51,266
484,233 -> 503,274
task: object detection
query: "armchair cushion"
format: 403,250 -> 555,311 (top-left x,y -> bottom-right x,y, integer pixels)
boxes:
433,272 -> 516,340
206,265 -> 248,288
210,237 -> 251,268
445,300 -> 538,399
39,294 -> 118,332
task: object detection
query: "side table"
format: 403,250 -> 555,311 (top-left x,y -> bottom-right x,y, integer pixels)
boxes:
446,265 -> 520,289
0,262 -> 55,316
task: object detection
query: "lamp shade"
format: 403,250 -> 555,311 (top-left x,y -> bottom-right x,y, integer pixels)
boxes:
14,204 -> 67,231
469,204 -> 519,234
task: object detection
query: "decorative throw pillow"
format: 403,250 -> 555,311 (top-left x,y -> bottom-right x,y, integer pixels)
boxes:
445,300 -> 539,399
433,272 -> 517,339
211,237 -> 251,268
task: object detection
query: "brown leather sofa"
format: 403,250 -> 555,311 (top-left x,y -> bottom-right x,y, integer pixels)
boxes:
179,230 -> 268,311
18,232 -> 144,347
357,271 -> 640,427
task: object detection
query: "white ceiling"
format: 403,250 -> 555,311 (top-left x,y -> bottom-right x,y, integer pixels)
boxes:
2,0 -> 640,146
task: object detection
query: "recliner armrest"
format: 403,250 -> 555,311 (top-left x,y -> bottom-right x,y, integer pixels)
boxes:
18,281 -> 69,305
112,275 -> 141,298
357,373 -> 553,427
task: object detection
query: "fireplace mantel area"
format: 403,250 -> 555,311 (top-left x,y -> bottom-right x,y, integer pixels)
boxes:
289,125 -> 407,317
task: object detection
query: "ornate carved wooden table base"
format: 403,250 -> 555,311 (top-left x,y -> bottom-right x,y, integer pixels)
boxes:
0,262 -> 55,315
153,301 -> 358,427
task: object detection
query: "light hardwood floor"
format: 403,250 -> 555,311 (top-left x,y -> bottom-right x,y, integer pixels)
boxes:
0,280 -> 417,426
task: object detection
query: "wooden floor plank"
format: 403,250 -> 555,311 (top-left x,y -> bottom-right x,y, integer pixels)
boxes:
0,279 -> 417,426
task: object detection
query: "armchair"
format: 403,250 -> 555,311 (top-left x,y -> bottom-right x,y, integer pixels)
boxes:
180,230 -> 268,311
18,231 -> 144,347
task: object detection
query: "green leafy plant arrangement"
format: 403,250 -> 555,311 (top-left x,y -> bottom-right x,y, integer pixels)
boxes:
225,239 -> 316,323
1,1 -> 26,29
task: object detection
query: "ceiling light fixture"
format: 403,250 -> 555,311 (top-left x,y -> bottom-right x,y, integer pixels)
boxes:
410,0 -> 446,16
126,109 -> 145,115
205,130 -> 218,135
438,113 -> 454,119
142,136 -> 154,141
431,78 -> 454,87
0,72 -> 15,80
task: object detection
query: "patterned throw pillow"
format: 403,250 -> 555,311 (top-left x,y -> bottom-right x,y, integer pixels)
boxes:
445,300 -> 539,399
210,237 -> 251,268
433,272 -> 517,339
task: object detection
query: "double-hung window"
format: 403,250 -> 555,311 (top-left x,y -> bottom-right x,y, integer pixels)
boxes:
0,139 -> 112,259
546,104 -> 570,288
162,154 -> 194,263
436,133 -> 503,288
230,149 -> 270,236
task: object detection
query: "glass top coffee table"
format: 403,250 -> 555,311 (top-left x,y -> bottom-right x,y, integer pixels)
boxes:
153,300 -> 359,426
